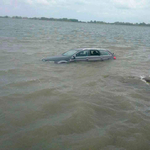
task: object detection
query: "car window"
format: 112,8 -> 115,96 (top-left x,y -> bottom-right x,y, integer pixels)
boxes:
100,51 -> 111,55
90,50 -> 100,56
76,51 -> 88,57
62,50 -> 77,56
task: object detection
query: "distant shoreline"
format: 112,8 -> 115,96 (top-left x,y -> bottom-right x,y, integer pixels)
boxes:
1,16 -> 150,27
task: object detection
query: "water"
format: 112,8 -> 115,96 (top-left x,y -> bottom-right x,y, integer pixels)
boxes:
0,18 -> 150,150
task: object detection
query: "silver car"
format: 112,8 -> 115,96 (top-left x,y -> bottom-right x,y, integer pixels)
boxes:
42,48 -> 116,63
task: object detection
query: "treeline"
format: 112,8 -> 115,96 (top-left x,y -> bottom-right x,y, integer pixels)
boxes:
0,16 -> 80,22
1,16 -> 150,26
88,20 -> 150,26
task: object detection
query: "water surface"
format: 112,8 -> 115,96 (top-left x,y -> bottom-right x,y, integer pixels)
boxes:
0,18 -> 150,150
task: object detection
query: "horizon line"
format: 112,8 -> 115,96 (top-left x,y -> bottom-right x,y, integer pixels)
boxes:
0,15 -> 150,26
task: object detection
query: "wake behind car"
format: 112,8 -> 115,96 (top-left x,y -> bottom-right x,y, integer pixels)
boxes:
42,48 -> 116,63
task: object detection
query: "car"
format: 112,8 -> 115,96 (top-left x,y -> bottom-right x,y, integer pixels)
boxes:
42,48 -> 116,63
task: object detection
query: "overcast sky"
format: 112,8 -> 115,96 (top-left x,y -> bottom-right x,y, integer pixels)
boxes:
0,0 -> 149,23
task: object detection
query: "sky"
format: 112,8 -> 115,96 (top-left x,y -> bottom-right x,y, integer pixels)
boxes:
0,0 -> 150,23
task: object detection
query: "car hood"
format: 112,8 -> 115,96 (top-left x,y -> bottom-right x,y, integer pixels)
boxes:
42,55 -> 70,62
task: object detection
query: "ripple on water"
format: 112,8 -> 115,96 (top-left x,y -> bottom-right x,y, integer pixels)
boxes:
1,19 -> 150,149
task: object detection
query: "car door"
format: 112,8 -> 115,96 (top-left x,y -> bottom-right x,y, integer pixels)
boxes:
75,50 -> 88,61
99,50 -> 112,60
87,50 -> 101,61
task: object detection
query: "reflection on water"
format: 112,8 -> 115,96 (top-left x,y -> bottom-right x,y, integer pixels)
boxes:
0,18 -> 150,150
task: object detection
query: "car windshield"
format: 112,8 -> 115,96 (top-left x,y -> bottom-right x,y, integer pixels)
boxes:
62,50 -> 77,56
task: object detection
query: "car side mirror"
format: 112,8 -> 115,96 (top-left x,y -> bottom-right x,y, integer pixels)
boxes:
72,55 -> 76,59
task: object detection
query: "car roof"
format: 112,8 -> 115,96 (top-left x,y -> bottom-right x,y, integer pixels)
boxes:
70,48 -> 108,51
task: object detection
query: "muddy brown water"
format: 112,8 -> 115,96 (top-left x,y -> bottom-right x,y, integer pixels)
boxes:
0,18 -> 150,150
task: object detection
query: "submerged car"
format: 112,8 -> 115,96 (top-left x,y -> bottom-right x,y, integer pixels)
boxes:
42,48 -> 116,63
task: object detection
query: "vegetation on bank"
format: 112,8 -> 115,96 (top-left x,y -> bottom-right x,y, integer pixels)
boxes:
0,16 -> 150,26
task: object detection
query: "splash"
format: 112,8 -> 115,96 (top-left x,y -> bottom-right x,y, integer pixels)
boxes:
140,75 -> 150,85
